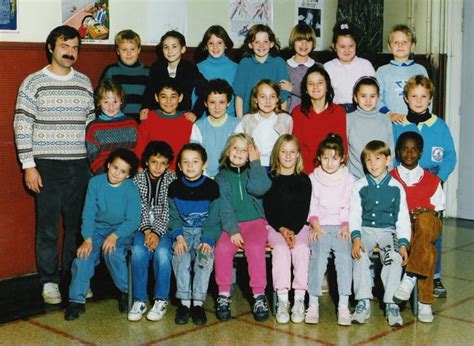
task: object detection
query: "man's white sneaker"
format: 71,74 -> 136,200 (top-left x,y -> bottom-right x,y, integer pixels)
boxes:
386,304 -> 403,326
147,299 -> 168,321
417,302 -> 434,323
394,274 -> 416,303
352,300 -> 370,324
127,301 -> 147,321
275,301 -> 290,324
304,304 -> 319,324
291,298 -> 305,323
42,283 -> 62,305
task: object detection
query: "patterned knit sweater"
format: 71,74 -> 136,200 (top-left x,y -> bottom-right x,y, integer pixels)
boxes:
14,66 -> 95,169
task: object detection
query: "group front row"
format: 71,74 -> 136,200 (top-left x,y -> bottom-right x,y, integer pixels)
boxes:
64,130 -> 443,328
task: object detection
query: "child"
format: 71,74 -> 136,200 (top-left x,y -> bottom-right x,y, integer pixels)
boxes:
376,24 -> 429,123
190,79 -> 241,178
141,30 -> 207,121
306,133 -> 355,326
391,131 -> 444,323
323,22 -> 375,113
135,79 -> 193,171
236,79 -> 293,167
196,25 -> 237,117
350,140 -> 411,327
233,24 -> 290,117
86,79 -> 138,174
263,134 -> 312,324
347,77 -> 394,179
393,75 -> 456,297
279,23 -> 321,113
214,133 -> 272,322
292,64 -> 348,174
101,29 -> 150,122
128,141 -> 177,322
64,149 -> 140,321
168,143 -> 221,325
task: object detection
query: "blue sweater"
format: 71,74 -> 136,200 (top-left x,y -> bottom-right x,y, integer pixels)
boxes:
376,60 -> 428,114
81,174 -> 141,240
393,114 -> 457,182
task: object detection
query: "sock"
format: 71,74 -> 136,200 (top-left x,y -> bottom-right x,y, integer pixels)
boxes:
294,293 -> 305,303
338,295 -> 349,307
308,295 -> 319,307
181,299 -> 191,308
277,292 -> 289,303
406,272 -> 416,278
219,292 -> 230,297
193,300 -> 203,307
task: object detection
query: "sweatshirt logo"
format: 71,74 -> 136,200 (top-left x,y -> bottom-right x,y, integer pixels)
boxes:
432,147 -> 444,162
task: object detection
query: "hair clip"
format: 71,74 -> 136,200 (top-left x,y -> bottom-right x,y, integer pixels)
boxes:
340,23 -> 349,30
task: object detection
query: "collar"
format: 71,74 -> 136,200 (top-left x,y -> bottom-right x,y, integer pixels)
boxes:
98,112 -> 127,121
287,56 -> 315,68
251,55 -> 272,64
181,175 -> 206,187
367,171 -> 390,186
155,109 -> 186,119
43,66 -> 75,81
389,59 -> 415,67
334,56 -> 359,67
400,113 -> 438,128
207,113 -> 228,127
396,165 -> 423,186
355,106 -> 380,117
206,55 -> 230,64
118,60 -> 143,69
255,111 -> 277,121
313,166 -> 349,187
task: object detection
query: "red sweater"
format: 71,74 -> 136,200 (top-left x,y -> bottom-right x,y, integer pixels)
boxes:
292,103 -> 347,174
390,168 -> 440,211
136,110 -> 192,170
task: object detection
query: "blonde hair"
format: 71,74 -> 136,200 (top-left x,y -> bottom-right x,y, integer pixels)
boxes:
114,29 -> 141,48
362,140 -> 391,160
404,75 -> 435,98
95,79 -> 125,110
269,134 -> 304,176
249,79 -> 284,114
388,24 -> 416,45
219,133 -> 255,169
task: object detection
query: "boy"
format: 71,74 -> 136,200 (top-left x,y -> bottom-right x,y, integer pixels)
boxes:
393,75 -> 456,298
135,79 -> 193,171
101,29 -> 150,122
128,141 -> 177,322
168,143 -> 220,325
64,149 -> 141,321
349,140 -> 411,327
391,131 -> 444,323
190,79 -> 241,178
376,24 -> 429,123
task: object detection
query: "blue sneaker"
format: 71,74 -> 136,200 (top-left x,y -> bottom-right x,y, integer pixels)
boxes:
252,295 -> 269,322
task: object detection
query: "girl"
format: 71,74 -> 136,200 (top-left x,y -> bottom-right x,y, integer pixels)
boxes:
236,80 -> 293,167
233,24 -> 290,117
347,77 -> 394,179
292,64 -> 347,174
280,23 -> 322,113
214,133 -> 272,322
324,22 -> 375,112
86,79 -> 138,174
196,25 -> 237,117
263,135 -> 312,324
306,133 -> 355,325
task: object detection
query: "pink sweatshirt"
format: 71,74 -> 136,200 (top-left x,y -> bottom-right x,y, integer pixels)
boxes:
308,166 -> 355,226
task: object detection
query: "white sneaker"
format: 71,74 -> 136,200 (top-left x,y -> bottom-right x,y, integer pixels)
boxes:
276,301 -> 290,324
352,300 -> 370,324
386,304 -> 403,326
42,283 -> 61,305
304,304 -> 319,324
337,305 -> 352,326
146,299 -> 168,321
394,274 -> 416,303
86,289 -> 93,299
291,297 -> 305,323
127,301 -> 147,321
418,302 -> 434,323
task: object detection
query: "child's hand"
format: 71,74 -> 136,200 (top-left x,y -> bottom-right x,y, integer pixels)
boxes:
230,233 -> 244,248
388,112 -> 406,124
102,233 -> 118,255
140,108 -> 149,120
336,225 -> 351,242
77,239 -> 93,259
144,229 -> 159,251
351,237 -> 365,260
248,144 -> 260,162
308,221 -> 325,242
174,235 -> 188,256
279,80 -> 293,92
400,245 -> 409,266
198,243 -> 212,256
24,167 -> 43,193
279,227 -> 295,248
184,112 -> 197,123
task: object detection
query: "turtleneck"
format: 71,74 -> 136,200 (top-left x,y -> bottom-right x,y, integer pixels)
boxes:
313,165 -> 349,187
98,112 -> 127,121
406,108 -> 432,125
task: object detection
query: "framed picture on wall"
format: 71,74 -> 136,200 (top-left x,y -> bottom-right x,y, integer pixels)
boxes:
296,0 -> 323,50
0,0 -> 18,32
229,0 -> 273,45
61,0 -> 110,42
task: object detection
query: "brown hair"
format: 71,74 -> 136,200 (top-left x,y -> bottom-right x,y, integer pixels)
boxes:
114,29 -> 141,48
95,78 -> 125,110
314,133 -> 346,166
404,75 -> 435,98
241,24 -> 280,57
269,134 -> 304,175
288,23 -> 316,49
388,24 -> 417,45
362,140 -> 391,160
249,79 -> 284,114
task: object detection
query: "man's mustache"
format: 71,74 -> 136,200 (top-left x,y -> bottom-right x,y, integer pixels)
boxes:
62,55 -> 75,61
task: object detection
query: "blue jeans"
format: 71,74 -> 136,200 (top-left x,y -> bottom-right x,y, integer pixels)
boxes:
172,227 -> 214,302
130,231 -> 173,301
69,227 -> 133,303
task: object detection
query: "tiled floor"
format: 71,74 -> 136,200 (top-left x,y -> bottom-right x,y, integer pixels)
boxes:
2,218 -> 474,345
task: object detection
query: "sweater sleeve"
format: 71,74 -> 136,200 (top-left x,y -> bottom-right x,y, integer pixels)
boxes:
190,123 -> 203,144
376,67 -> 390,114
200,198 -> 221,246
246,160 -> 272,197
307,173 -> 320,223
81,179 -> 98,240
141,61 -> 162,110
339,173 -> 355,225
394,183 -> 411,247
233,58 -> 248,99
114,183 -> 141,238
349,181 -> 364,241
133,174 -> 153,233
437,122 -> 457,182
135,119 -> 151,163
152,172 -> 176,237
215,173 -> 240,235
275,57 -> 291,102
167,197 -> 184,240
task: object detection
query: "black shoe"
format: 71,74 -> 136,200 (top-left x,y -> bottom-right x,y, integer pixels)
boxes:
175,304 -> 190,324
216,295 -> 231,321
433,278 -> 447,298
192,305 -> 207,325
64,302 -> 85,321
118,293 -> 128,313
252,295 -> 269,322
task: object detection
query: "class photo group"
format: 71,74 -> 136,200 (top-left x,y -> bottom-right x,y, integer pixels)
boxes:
13,19 -> 456,329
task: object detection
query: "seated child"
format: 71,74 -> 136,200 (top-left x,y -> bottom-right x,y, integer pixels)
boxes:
86,79 -> 138,174
168,143 -> 221,325
128,141 -> 177,322
190,79 -> 240,178
101,29 -> 150,122
350,140 -> 411,327
135,79 -> 193,171
391,131 -> 444,323
64,149 -> 141,321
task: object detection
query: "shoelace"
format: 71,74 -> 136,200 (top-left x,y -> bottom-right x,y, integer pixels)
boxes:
155,300 -> 168,310
254,300 -> 268,312
355,302 -> 367,314
217,297 -> 230,307
387,306 -> 400,316
131,302 -> 146,313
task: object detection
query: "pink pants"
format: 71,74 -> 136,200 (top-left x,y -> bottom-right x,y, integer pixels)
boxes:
214,218 -> 268,296
267,225 -> 310,296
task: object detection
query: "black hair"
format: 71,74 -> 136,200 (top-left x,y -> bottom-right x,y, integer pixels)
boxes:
241,24 -> 280,57
195,25 -> 234,62
141,141 -> 174,168
315,133 -> 346,166
106,148 -> 139,178
395,131 -> 424,161
332,22 -> 358,45
177,143 -> 207,163
156,30 -> 186,58
205,78 -> 234,102
300,64 -> 335,116
352,76 -> 380,107
154,77 -> 183,97
45,25 -> 81,63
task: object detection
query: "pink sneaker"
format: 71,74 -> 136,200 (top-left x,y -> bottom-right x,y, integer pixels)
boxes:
337,305 -> 351,326
304,304 -> 319,324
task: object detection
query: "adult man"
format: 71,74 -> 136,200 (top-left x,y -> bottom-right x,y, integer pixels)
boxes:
13,26 -> 94,304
